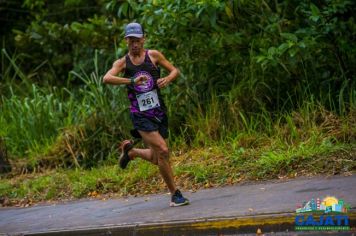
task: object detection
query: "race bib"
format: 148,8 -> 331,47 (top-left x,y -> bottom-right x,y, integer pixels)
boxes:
136,89 -> 160,112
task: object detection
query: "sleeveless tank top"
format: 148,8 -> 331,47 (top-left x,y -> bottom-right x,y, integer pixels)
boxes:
123,50 -> 166,118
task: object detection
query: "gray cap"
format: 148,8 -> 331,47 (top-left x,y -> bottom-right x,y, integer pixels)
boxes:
125,22 -> 144,38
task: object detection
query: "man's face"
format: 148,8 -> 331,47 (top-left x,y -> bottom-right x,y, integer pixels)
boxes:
126,37 -> 144,55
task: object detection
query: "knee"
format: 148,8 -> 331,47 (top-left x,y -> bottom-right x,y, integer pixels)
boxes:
155,145 -> 169,160
151,145 -> 168,166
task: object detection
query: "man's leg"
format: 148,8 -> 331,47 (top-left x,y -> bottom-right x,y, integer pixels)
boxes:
122,130 -> 189,206
128,147 -> 158,165
133,130 -> 176,194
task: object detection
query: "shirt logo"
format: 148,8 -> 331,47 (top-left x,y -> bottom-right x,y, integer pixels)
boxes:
133,71 -> 154,93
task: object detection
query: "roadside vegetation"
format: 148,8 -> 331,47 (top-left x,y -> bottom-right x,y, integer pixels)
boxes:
0,0 -> 355,206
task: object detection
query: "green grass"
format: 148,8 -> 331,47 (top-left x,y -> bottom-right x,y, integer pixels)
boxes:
1,83 -> 355,205
0,50 -> 132,168
1,84 -> 355,205
1,138 -> 354,206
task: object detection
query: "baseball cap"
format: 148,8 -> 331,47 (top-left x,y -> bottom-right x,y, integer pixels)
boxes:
124,22 -> 144,38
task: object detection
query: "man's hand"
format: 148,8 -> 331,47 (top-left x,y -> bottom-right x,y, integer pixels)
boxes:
134,75 -> 148,85
157,77 -> 170,88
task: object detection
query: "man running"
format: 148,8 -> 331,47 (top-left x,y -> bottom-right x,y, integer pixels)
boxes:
103,22 -> 189,207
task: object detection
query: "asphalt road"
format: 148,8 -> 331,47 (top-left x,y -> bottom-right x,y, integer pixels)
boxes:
1,174 -> 355,235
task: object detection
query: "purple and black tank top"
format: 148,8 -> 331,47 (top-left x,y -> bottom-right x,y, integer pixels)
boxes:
123,50 -> 166,119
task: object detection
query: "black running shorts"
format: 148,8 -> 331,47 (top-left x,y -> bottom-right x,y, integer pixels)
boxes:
130,113 -> 169,139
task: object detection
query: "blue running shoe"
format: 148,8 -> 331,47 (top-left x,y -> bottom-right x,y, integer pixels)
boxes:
170,189 -> 189,207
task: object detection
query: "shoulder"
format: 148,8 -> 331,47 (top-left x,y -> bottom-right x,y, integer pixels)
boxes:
113,56 -> 126,68
148,50 -> 167,64
148,49 -> 164,59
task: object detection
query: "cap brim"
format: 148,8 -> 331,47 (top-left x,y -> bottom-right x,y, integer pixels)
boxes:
125,34 -> 143,38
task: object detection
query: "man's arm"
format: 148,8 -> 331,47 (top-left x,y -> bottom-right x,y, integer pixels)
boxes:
103,58 -> 148,85
150,50 -> 180,88
103,58 -> 131,85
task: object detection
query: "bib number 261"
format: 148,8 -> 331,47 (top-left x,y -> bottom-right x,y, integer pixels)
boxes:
136,89 -> 160,112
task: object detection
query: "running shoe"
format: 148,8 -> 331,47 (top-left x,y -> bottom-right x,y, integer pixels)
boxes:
170,189 -> 189,207
119,140 -> 133,169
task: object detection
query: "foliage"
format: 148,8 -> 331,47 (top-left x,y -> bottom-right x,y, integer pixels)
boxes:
0,0 -> 355,186
138,0 -> 355,113
5,0 -> 122,84
0,50 -> 131,169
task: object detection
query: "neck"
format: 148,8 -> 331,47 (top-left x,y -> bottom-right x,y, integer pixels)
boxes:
129,49 -> 145,58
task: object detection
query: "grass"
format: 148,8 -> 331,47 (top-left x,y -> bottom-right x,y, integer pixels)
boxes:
1,82 -> 355,206
0,50 -> 131,169
1,130 -> 355,206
